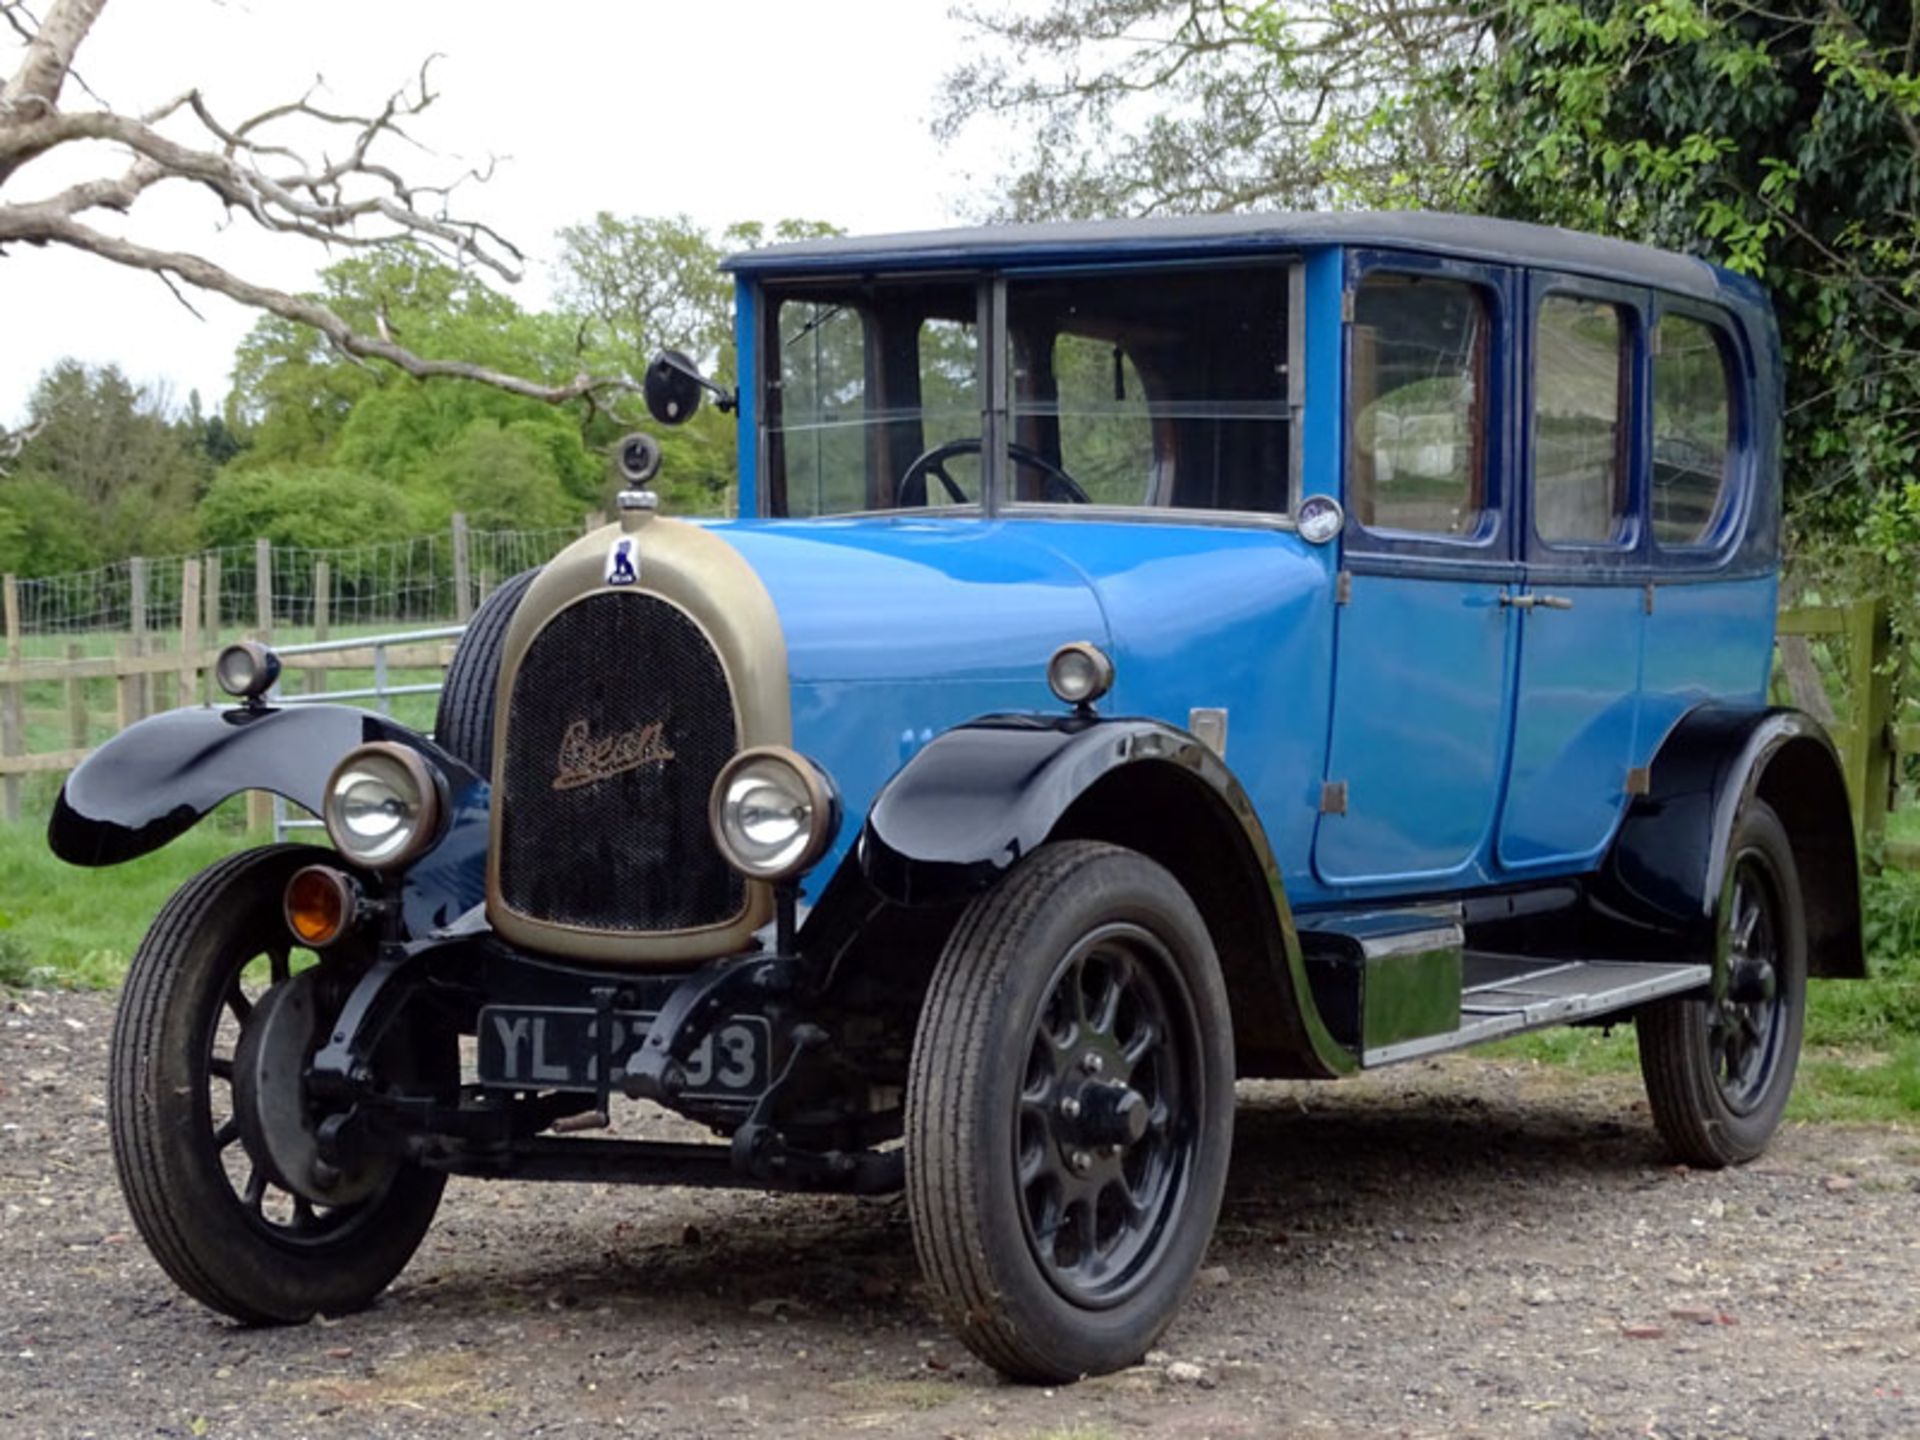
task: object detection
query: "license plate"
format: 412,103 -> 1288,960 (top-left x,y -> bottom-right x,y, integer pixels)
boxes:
477,1005 -> 771,1100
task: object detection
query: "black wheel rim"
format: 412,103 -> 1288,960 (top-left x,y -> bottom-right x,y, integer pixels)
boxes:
1013,921 -> 1200,1308
199,933 -> 389,1249
1711,851 -> 1789,1115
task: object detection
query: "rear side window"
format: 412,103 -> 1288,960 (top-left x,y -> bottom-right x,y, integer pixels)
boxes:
1532,295 -> 1629,545
1349,277 -> 1489,537
1652,315 -> 1734,545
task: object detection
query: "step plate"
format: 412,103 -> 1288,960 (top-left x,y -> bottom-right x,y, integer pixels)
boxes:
1360,953 -> 1710,1069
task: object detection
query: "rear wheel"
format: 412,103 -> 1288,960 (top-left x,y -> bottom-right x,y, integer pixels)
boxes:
109,845 -> 447,1323
1637,800 -> 1807,1167
433,566 -> 540,773
906,841 -> 1234,1382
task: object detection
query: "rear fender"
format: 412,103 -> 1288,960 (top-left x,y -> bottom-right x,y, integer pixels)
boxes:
1592,706 -> 1863,978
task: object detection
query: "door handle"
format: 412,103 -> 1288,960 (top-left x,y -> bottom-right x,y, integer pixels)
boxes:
1501,591 -> 1575,612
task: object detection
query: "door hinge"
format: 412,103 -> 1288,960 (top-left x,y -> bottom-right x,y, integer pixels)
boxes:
1341,290 -> 1356,323
1335,569 -> 1353,605
1626,766 -> 1651,797
1643,582 -> 1656,616
1320,780 -> 1349,815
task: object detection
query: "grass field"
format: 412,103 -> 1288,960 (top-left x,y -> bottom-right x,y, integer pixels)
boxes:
4,794 -> 1917,1122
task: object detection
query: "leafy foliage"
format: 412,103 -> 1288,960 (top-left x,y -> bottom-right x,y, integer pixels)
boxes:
0,361 -> 206,573
1473,0 -> 1920,541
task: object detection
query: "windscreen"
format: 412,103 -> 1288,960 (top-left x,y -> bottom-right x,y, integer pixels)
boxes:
764,280 -> 981,517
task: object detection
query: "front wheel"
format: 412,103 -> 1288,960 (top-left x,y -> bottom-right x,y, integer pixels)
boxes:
109,845 -> 448,1323
1637,800 -> 1808,1167
906,841 -> 1235,1382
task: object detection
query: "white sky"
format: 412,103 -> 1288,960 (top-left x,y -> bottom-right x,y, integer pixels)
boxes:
0,0 -> 1016,425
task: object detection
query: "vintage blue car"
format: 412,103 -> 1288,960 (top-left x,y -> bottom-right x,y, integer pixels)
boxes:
53,212 -> 1862,1382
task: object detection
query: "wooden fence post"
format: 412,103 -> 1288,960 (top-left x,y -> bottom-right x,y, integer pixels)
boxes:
129,554 -> 149,718
451,512 -> 473,622
254,537 -> 273,642
179,558 -> 202,708
114,636 -> 138,732
1,575 -> 20,823
202,552 -> 221,702
66,641 -> 87,751
1849,596 -> 1896,852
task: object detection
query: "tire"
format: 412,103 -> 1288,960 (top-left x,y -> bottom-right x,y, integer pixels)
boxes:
109,844 -> 447,1323
1637,800 -> 1807,1167
906,840 -> 1235,1382
433,566 -> 540,773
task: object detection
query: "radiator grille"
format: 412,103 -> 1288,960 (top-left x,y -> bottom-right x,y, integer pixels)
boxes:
497,591 -> 743,933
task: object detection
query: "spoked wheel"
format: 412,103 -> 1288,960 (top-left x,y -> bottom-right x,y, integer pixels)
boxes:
109,845 -> 447,1323
907,841 -> 1234,1382
1638,800 -> 1807,1167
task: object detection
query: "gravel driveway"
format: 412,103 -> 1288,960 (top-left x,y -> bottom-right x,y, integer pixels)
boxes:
3,989 -> 1915,1439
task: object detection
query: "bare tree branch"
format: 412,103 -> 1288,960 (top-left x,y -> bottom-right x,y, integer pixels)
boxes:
0,413 -> 44,475
0,0 -> 633,411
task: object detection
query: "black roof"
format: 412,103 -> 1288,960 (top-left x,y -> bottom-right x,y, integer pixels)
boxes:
722,210 -> 1730,300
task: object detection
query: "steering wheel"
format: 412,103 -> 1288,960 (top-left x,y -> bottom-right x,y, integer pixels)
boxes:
896,438 -> 1092,508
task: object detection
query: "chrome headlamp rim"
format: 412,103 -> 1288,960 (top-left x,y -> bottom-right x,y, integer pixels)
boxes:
322,741 -> 442,872
707,744 -> 839,883
215,640 -> 281,701
1047,640 -> 1115,707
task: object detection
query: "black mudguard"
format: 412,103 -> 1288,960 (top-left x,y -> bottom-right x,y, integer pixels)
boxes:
1590,705 -> 1864,977
48,703 -> 492,937
857,713 -> 1355,1077
49,704 -> 469,865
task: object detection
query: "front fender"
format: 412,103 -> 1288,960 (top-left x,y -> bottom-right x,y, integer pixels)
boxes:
48,703 -> 480,866
859,714 -> 1189,905
857,713 -> 1355,1078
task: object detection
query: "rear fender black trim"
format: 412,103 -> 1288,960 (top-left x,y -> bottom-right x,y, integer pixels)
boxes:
1592,705 -> 1863,978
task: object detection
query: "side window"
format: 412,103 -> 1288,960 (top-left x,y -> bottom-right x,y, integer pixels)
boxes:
1652,315 -> 1734,545
1006,265 -> 1291,514
1349,278 -> 1489,537
1533,295 -> 1629,545
776,300 -> 871,517
1044,333 -> 1154,506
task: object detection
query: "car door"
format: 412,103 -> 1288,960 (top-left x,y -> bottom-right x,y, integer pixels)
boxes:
1496,274 -> 1647,871
1313,252 -> 1521,890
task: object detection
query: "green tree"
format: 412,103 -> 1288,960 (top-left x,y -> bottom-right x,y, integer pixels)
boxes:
553,213 -> 733,375
413,419 -> 588,533
1467,0 -> 1920,539
939,0 -> 1486,218
6,360 -> 204,561
228,249 -> 610,525
199,464 -> 413,557
0,474 -> 97,576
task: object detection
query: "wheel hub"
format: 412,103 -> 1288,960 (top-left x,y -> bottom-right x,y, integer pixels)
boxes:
1015,923 -> 1195,1308
1065,1079 -> 1151,1150
233,970 -> 392,1207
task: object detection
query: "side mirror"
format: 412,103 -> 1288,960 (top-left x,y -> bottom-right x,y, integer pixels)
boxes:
644,350 -> 705,426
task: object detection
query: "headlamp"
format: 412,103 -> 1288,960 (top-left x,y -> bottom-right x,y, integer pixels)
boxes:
708,746 -> 838,882
322,742 -> 441,870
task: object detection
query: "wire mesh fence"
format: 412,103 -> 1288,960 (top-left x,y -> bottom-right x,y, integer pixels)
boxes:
7,518 -> 586,644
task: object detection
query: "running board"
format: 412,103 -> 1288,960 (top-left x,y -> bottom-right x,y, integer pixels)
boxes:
1360,953 -> 1710,1069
